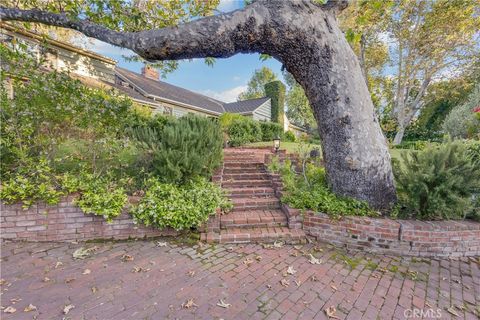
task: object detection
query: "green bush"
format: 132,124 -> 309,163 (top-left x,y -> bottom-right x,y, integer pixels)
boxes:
62,172 -> 128,222
284,130 -> 296,142
227,117 -> 262,146
393,139 -> 480,220
0,159 -> 64,208
131,177 -> 231,230
260,122 -> 284,141
268,158 -> 376,218
131,114 -> 223,183
265,80 -> 285,125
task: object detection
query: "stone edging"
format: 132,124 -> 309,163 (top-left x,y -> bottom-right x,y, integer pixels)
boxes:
265,167 -> 480,258
1,196 -> 176,242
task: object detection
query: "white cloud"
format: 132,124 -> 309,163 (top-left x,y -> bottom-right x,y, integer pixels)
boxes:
84,39 -> 134,58
200,85 -> 248,103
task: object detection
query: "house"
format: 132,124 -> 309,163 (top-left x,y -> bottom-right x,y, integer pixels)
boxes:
1,22 -> 309,135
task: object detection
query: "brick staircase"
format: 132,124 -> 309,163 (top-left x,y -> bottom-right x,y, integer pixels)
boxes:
201,148 -> 305,244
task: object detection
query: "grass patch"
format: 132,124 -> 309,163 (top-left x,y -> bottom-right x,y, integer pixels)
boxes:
245,141 -> 321,154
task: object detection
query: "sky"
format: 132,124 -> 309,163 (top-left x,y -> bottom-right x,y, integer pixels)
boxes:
82,0 -> 284,103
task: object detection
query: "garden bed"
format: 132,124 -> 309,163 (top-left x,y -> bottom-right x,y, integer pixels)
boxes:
0,196 -> 177,242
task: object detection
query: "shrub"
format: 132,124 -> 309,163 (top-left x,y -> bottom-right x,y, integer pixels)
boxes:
131,114 -> 223,183
131,177 -> 231,230
0,159 -> 64,208
268,158 -> 376,217
62,172 -> 128,222
260,121 -> 284,141
227,117 -> 262,146
443,84 -> 480,139
393,139 -> 480,220
284,130 -> 296,142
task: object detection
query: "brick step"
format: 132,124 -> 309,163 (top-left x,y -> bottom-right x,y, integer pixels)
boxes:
220,210 -> 287,229
223,167 -> 267,174
222,173 -> 270,181
223,162 -> 265,168
231,197 -> 280,211
201,227 -> 306,244
222,180 -> 272,188
225,187 -> 275,197
223,156 -> 257,161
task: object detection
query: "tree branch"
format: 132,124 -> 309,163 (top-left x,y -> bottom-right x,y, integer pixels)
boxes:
0,7 -> 137,50
0,1 -> 271,61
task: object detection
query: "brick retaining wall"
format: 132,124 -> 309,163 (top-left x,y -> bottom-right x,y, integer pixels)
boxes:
281,205 -> 480,257
1,196 -> 176,242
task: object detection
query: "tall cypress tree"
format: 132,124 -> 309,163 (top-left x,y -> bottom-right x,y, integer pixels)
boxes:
265,80 -> 286,127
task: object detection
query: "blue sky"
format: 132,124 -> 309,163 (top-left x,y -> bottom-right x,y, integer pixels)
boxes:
84,0 -> 284,102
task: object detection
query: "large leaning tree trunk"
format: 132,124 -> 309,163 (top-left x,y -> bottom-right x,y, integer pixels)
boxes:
0,0 -> 397,210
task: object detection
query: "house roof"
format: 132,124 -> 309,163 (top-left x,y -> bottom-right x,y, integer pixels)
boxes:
115,67 -> 226,114
0,22 -> 116,65
223,97 -> 270,114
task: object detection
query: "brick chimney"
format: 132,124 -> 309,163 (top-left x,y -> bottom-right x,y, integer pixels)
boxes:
141,65 -> 159,81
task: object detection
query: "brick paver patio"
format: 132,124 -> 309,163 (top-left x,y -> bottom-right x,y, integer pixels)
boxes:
1,239 -> 479,319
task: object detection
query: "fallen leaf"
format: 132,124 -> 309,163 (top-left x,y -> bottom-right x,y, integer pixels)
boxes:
91,286 -> 98,293
280,279 -> 290,287
156,241 -> 167,247
266,284 -> 272,289
0,279 -> 6,285
121,254 -> 134,262
182,299 -> 198,309
294,280 -> 301,286
313,246 -> 323,252
286,266 -> 297,275
293,245 -> 303,250
82,269 -> 91,275
308,254 -> 322,265
243,258 -> 254,266
63,304 -> 74,315
446,306 -> 460,317
311,275 -> 318,282
132,266 -> 142,273
43,277 -> 51,282
217,299 -> 231,309
72,247 -> 97,259
24,304 -> 37,312
55,261 -> 63,269
425,302 -> 432,308
325,305 -> 340,319
10,298 -> 21,304
273,241 -> 284,248
4,306 -> 16,313
290,252 -> 299,257
255,256 -> 262,261
331,284 -> 338,291
187,270 -> 196,277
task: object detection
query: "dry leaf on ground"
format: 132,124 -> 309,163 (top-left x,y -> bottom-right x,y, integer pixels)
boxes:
24,304 -> 37,312
156,241 -> 167,247
4,306 -> 16,313
308,254 -> 322,265
217,300 -> 231,309
82,269 -> 91,275
121,254 -> 134,262
280,279 -> 290,287
55,261 -> 63,269
287,266 -> 297,275
325,306 -> 340,319
72,247 -> 97,260
243,258 -> 254,266
273,241 -> 284,248
182,299 -> 198,309
187,270 -> 196,277
63,304 -> 74,315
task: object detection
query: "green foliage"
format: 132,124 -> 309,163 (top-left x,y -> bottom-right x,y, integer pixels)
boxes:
0,159 -> 64,208
131,114 -> 223,183
393,140 -> 480,220
269,158 -> 376,218
265,80 -> 286,125
443,83 -> 480,139
227,117 -> 262,146
260,122 -> 284,141
284,130 -> 297,142
132,177 -> 231,230
283,71 -> 316,128
238,67 -> 277,101
62,172 -> 128,222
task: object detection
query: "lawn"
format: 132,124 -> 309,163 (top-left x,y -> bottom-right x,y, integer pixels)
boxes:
245,141 -> 321,154
246,141 -> 408,161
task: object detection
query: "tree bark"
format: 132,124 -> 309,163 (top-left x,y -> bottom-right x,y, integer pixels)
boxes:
0,0 -> 397,210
